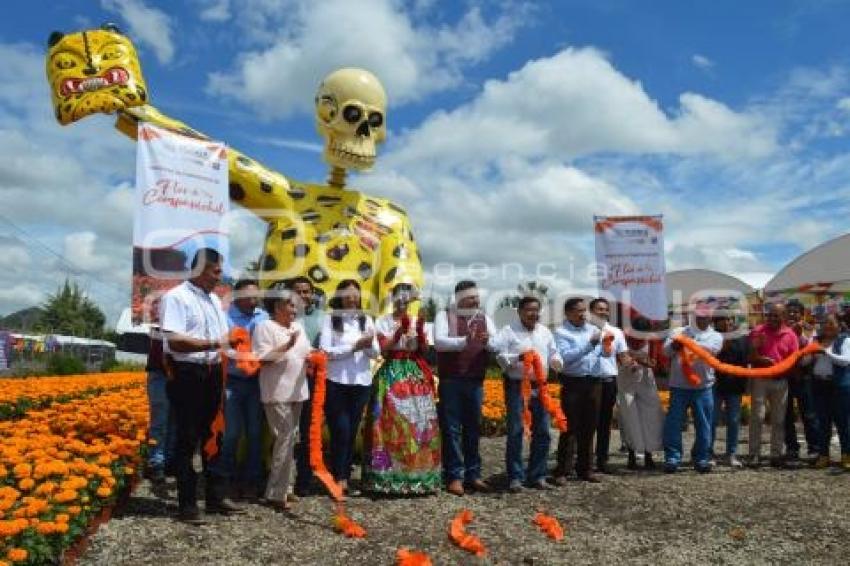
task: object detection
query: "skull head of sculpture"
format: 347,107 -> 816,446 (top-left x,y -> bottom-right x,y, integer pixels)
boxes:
315,68 -> 387,172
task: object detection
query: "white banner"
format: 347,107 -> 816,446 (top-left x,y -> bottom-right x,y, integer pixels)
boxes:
594,215 -> 666,321
132,123 -> 229,324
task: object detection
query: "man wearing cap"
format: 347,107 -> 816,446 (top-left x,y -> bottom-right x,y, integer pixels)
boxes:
662,304 -> 723,473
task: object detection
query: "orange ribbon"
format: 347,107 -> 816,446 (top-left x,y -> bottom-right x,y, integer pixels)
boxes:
448,509 -> 486,557
230,327 -> 261,375
307,350 -> 344,502
333,506 -> 367,538
533,512 -> 565,541
521,351 -> 568,432
602,332 -> 614,356
203,352 -> 228,460
674,334 -> 822,385
396,548 -> 433,566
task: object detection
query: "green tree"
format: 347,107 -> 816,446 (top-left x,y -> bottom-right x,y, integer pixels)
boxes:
498,280 -> 550,309
41,279 -> 107,337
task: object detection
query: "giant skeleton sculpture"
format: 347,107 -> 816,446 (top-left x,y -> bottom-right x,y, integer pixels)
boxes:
46,24 -> 423,313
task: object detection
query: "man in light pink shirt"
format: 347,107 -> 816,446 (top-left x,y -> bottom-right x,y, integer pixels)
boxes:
748,302 -> 800,467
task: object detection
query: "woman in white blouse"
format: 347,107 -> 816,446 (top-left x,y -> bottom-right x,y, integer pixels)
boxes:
252,289 -> 311,511
800,314 -> 850,470
319,279 -> 379,495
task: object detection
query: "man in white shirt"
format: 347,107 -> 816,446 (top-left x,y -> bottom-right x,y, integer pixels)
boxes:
588,298 -> 630,474
496,296 -> 563,492
159,248 -> 240,524
662,305 -> 723,473
434,280 -> 496,496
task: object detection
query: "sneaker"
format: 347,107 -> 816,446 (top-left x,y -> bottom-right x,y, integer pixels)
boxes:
729,455 -> 743,469
695,463 -> 712,474
663,462 -> 678,474
813,456 -> 830,469
466,479 -> 492,493
508,480 -> 524,493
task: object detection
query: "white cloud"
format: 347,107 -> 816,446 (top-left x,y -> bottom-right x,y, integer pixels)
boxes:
384,47 -> 777,173
101,0 -> 175,65
206,0 -> 525,118
63,232 -> 112,272
691,54 -> 714,70
197,0 -> 231,22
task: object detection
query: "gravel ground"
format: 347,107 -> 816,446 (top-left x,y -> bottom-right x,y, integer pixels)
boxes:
80,429 -> 849,565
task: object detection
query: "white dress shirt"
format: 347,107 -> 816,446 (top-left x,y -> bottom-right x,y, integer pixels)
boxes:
320,312 -> 379,386
495,318 -> 563,381
159,280 -> 228,364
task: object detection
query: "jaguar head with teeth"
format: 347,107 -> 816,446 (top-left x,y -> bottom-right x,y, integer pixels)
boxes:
315,68 -> 387,172
46,24 -> 147,126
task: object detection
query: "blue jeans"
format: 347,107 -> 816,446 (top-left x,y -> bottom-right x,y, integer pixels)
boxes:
439,378 -> 484,483
504,379 -> 550,483
209,375 -> 264,484
325,380 -> 372,481
663,387 -> 714,467
711,390 -> 742,456
812,380 -> 850,457
147,369 -> 176,469
785,375 -> 820,455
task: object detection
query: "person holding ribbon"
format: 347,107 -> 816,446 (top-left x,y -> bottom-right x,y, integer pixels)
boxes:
364,283 -> 441,495
662,303 -> 723,474
496,296 -> 563,492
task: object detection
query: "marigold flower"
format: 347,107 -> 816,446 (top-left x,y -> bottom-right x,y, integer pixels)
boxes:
6,548 -> 27,562
96,486 -> 113,498
53,489 -> 78,503
17,478 -> 35,491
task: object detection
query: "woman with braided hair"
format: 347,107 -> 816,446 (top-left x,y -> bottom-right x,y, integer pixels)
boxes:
363,283 -> 441,495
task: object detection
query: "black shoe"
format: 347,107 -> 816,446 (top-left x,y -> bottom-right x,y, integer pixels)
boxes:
695,464 -> 712,474
578,473 -> 601,483
663,463 -> 678,474
644,453 -> 656,470
596,462 -> 612,474
786,450 -> 800,461
146,467 -> 166,484
206,498 -> 244,515
627,451 -> 638,470
294,485 -> 312,498
177,507 -> 206,525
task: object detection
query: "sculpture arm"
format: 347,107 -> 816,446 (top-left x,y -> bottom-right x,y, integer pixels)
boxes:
115,106 -> 294,222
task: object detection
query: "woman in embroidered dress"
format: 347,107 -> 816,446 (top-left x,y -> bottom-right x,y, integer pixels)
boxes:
363,283 -> 441,494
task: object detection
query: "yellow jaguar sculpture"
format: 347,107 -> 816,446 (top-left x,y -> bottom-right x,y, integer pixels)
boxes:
46,25 -> 423,313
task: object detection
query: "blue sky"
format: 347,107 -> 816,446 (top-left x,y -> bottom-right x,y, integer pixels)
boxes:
2,0 -> 850,322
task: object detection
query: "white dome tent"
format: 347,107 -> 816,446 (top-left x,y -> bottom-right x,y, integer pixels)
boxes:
666,269 -> 756,322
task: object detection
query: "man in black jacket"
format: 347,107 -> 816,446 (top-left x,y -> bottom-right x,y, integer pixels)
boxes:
711,314 -> 748,468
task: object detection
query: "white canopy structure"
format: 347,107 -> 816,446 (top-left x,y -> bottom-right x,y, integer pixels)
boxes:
764,233 -> 850,295
667,269 -> 755,318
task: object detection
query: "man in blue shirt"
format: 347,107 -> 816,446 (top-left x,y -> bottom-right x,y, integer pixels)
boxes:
553,297 -> 605,483
210,278 -> 268,500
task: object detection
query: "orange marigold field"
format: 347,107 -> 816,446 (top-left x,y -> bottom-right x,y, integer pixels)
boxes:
0,374 -> 148,564
0,373 -> 145,420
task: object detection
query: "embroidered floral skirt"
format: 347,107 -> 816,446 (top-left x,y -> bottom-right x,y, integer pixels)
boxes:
362,357 -> 441,494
